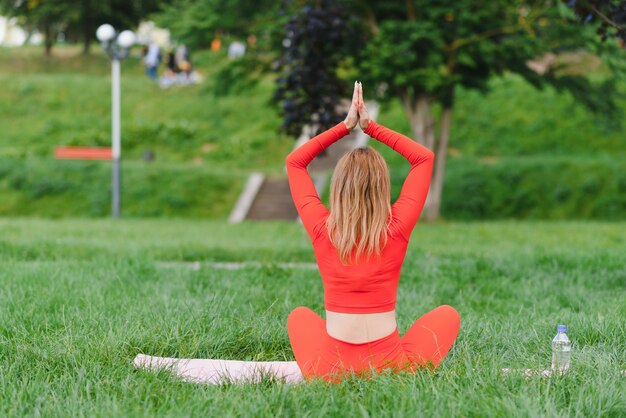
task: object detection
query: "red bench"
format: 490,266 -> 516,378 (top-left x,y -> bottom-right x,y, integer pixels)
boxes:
54,147 -> 113,160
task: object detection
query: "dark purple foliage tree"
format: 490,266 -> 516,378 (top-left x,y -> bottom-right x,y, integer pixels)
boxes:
273,0 -> 351,138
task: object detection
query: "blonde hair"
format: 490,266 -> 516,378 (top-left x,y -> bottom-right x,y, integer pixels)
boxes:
326,147 -> 391,265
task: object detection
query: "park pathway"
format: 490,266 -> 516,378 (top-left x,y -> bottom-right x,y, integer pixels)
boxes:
229,102 -> 379,222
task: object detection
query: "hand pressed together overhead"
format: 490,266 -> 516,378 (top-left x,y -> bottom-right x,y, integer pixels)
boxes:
343,81 -> 371,131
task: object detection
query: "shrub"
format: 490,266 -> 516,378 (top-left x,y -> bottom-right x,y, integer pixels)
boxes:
0,158 -> 244,218
432,156 -> 626,220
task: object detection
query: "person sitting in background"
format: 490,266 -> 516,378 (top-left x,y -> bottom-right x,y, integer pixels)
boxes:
228,41 -> 246,58
159,49 -> 178,89
175,44 -> 192,85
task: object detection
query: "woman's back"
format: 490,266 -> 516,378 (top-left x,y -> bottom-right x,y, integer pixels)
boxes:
312,214 -> 409,314
314,222 -> 409,343
286,118 -> 434,344
286,122 -> 433,305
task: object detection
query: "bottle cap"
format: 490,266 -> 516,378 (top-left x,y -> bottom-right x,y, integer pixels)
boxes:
557,324 -> 567,332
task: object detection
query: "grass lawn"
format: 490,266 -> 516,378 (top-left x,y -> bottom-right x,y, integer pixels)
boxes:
2,46 -> 624,165
1,218 -> 624,416
1,46 -> 624,219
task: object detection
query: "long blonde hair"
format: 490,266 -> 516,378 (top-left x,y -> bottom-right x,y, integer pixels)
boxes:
326,147 -> 391,265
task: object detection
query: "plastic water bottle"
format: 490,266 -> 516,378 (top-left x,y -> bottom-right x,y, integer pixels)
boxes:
551,324 -> 571,374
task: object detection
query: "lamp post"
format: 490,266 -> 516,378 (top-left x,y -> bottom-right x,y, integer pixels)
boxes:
96,24 -> 135,218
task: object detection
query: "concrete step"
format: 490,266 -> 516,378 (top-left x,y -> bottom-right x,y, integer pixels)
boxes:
246,178 -> 298,220
233,101 -> 379,223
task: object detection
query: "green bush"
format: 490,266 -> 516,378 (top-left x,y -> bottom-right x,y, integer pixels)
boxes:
319,155 -> 625,220
376,74 -> 626,158
0,158 -> 245,218
431,156 -> 626,220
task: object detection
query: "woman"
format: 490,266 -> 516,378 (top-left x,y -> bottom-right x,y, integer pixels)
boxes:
134,82 -> 460,383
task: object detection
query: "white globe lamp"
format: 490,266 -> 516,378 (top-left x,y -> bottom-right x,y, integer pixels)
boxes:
117,30 -> 135,49
96,24 -> 115,42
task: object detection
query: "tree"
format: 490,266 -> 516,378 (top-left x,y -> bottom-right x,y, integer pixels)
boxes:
563,0 -> 626,41
65,0 -> 166,54
0,0 -> 74,56
0,0 -> 166,55
153,0 -> 279,49
273,0 -> 352,137
354,0 -> 621,220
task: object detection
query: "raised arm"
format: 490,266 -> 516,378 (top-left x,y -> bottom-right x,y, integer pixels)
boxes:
354,81 -> 433,238
286,122 -> 350,239
364,120 -> 434,238
285,82 -> 360,239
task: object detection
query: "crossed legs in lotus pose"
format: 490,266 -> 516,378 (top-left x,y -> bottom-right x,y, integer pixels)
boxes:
133,305 -> 459,384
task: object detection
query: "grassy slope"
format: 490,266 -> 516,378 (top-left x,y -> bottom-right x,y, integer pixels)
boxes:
0,159 -> 246,218
0,219 -> 624,416
0,46 -> 293,217
2,47 -> 624,163
0,46 -> 292,168
0,46 -> 624,219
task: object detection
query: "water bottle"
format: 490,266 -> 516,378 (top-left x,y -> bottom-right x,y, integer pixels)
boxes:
551,324 -> 571,374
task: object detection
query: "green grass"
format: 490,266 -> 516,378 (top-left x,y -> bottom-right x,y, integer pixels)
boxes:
1,219 -> 625,416
0,46 -> 292,168
0,46 -> 625,219
2,46 -> 623,165
0,159 -> 246,218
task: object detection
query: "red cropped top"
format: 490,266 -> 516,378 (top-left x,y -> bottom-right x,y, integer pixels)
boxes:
285,121 -> 434,314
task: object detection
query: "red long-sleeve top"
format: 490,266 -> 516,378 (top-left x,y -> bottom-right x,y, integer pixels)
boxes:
286,121 -> 434,313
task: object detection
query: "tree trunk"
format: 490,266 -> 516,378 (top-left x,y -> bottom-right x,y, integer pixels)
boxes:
83,35 -> 91,54
400,90 -> 420,144
423,105 -> 453,221
400,91 -> 434,147
364,7 -> 379,35
82,21 -> 93,54
44,25 -> 53,57
400,90 -> 454,221
416,96 -> 435,149
406,0 -> 417,21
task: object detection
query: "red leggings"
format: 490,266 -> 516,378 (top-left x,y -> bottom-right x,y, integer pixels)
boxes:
287,305 -> 460,381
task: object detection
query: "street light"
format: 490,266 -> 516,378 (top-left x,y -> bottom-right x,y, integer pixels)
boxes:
96,24 -> 135,218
